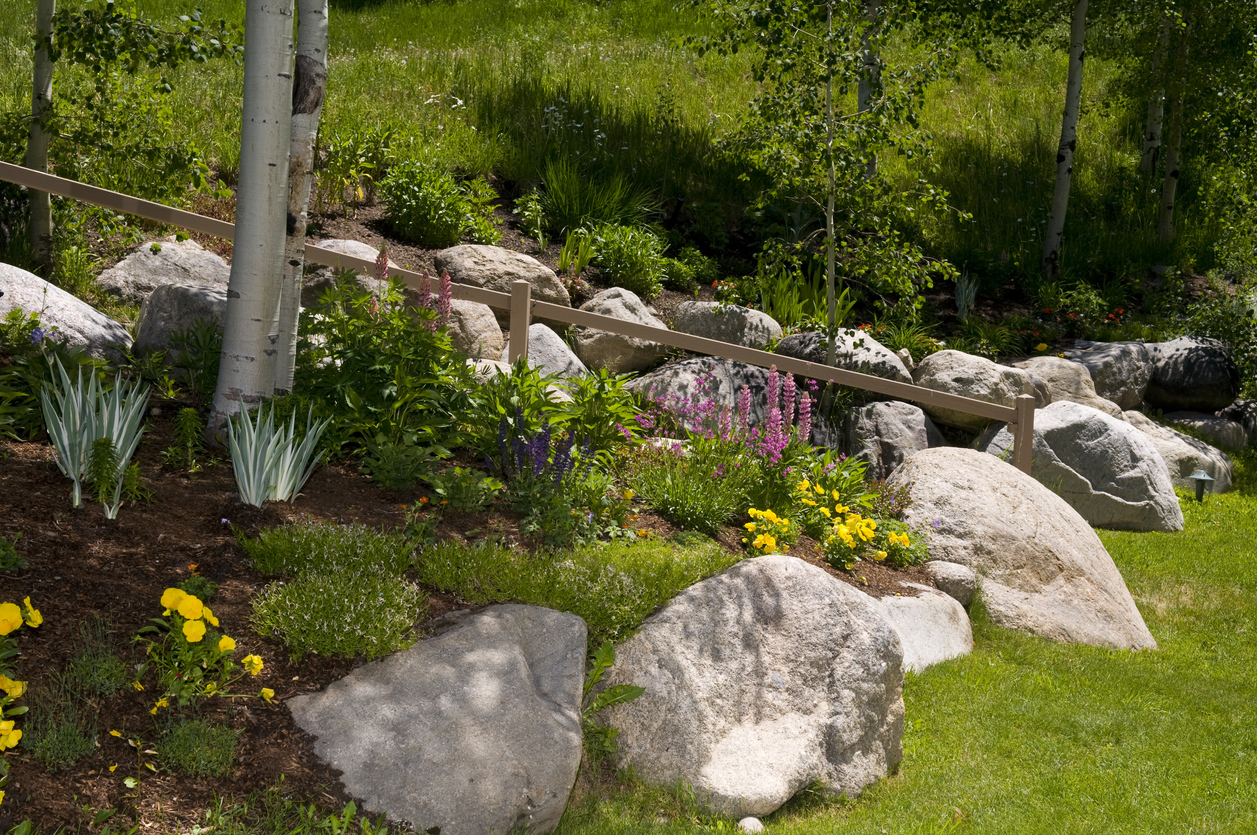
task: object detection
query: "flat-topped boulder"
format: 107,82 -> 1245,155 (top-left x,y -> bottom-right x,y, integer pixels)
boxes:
288,605 -> 586,835
600,554 -> 904,817
1063,340 -> 1151,411
775,330 -> 911,385
0,263 -> 131,359
672,302 -> 782,350
911,350 -> 1037,431
97,236 -> 230,304
572,287 -> 669,373
977,401 -> 1183,532
1145,337 -> 1240,412
887,448 -> 1158,650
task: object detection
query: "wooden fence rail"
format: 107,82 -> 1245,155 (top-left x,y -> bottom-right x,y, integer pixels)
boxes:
0,160 -> 1035,473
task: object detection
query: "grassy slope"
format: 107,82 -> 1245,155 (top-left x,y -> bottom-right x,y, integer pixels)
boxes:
557,487 -> 1257,834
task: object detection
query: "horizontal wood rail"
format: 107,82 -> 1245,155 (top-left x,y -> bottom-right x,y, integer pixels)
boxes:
0,161 -> 1035,473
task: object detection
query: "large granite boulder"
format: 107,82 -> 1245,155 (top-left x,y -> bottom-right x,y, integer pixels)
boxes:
1063,340 -> 1152,411
301,239 -> 391,308
1123,410 -> 1234,493
288,605 -> 586,835
1012,355 -> 1122,417
1162,411 -> 1247,453
500,323 -> 586,379
572,287 -> 669,373
96,236 -> 230,304
843,400 -> 946,481
775,330 -> 912,385
600,555 -> 904,817
911,350 -> 1037,431
672,302 -> 782,350
627,357 -> 774,426
873,584 -> 973,673
977,401 -> 1183,532
887,448 -> 1157,649
436,245 -> 570,326
134,282 -> 227,354
1145,337 -> 1240,412
447,298 -> 505,360
1217,399 -> 1257,446
0,263 -> 131,359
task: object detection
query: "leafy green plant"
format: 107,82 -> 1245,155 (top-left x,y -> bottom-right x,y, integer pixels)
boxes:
166,319 -> 222,404
1180,286 -> 1257,394
379,159 -> 500,247
162,407 -> 212,473
178,574 -> 219,603
158,718 -> 238,778
592,224 -> 667,300
238,521 -> 416,578
425,466 -> 504,512
87,437 -> 124,519
226,404 -> 329,507
558,228 -> 595,278
617,439 -> 755,534
361,441 -> 450,491
24,676 -> 95,774
0,534 -> 26,573
251,568 -> 425,661
515,189 -> 548,250
465,357 -> 568,460
539,159 -> 656,232
582,641 -> 644,763
315,122 -> 396,215
561,368 -> 642,455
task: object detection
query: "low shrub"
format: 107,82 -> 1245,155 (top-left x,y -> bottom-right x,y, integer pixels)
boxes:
251,567 -> 426,660
592,224 -> 667,300
238,521 -> 416,578
379,159 -> 501,248
158,718 -> 239,778
617,439 -> 755,534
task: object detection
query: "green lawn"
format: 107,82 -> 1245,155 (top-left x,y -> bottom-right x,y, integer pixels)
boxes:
558,485 -> 1257,834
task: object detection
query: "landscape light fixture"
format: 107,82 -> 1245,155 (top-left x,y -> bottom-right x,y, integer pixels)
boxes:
1188,469 -> 1214,503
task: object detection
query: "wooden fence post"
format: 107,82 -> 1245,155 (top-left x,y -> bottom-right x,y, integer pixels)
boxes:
507,280 -> 532,363
1012,394 -> 1036,475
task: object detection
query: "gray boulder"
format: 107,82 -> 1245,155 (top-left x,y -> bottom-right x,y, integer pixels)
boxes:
977,401 -> 1183,532
776,330 -> 912,385
873,584 -> 973,673
1162,411 -> 1247,453
572,287 -> 669,373
1145,337 -> 1240,412
301,239 -> 391,308
601,554 -> 904,817
0,263 -> 131,359
911,350 -> 1037,431
843,400 -> 946,481
627,357 -> 774,425
887,447 -> 1157,650
500,323 -> 586,379
96,236 -> 230,304
447,298 -> 505,360
436,245 -> 570,326
1063,340 -> 1152,411
134,283 -> 227,354
1123,410 -> 1234,493
288,605 -> 586,835
1217,399 -> 1257,445
1012,355 -> 1122,417
672,301 -> 782,350
923,561 -> 977,608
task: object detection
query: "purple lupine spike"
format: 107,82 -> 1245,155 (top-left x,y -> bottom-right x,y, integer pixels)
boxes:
438,272 -> 453,324
766,366 -> 780,415
418,271 -> 432,309
797,391 -> 813,445
782,375 -> 797,431
374,247 -> 389,283
736,385 -> 752,434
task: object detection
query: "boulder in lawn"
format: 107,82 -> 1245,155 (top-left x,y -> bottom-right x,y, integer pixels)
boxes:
672,301 -> 782,351
1162,411 -> 1247,453
843,400 -> 946,481
910,350 -> 1037,431
600,554 -> 904,817
888,447 -> 1157,649
96,236 -> 230,304
1012,355 -> 1122,417
0,263 -> 131,359
134,282 -> 227,354
500,323 -> 586,379
1122,410 -> 1234,493
435,245 -> 570,327
572,287 -> 669,373
1145,337 -> 1240,412
1062,340 -> 1152,411
873,584 -> 973,673
775,329 -> 912,385
288,604 -> 586,835
977,400 -> 1183,532
923,561 -> 977,607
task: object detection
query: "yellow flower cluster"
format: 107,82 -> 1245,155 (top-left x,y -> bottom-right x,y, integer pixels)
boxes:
742,508 -> 791,556
888,531 -> 911,548
161,587 -> 222,644
0,720 -> 20,751
0,597 -> 41,636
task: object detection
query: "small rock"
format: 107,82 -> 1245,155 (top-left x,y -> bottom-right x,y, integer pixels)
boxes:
738,817 -> 765,833
923,561 -> 977,607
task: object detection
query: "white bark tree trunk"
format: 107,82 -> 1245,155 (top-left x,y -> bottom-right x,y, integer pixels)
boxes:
1041,0 -> 1088,278
824,2 -> 838,370
1157,25 -> 1190,248
210,0 -> 295,435
273,0 -> 328,396
1139,16 -> 1171,174
24,0 -> 55,274
856,0 -> 881,180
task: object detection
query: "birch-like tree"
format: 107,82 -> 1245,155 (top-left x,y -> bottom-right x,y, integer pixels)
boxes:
1156,19 -> 1188,246
24,0 -> 55,275
1139,15 -> 1171,174
209,0 -> 294,434
1040,0 -> 1088,278
274,0 -> 329,396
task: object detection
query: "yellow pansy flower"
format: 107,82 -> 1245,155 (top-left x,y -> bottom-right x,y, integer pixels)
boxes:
242,655 -> 264,676
260,688 -> 275,703
160,587 -> 186,614
182,619 -> 206,643
22,597 -> 41,628
0,676 -> 26,698
0,603 -> 22,636
819,506 -> 831,517
219,636 -> 236,653
203,605 -> 219,627
744,522 -> 757,532
875,550 -> 888,561
177,595 -> 204,621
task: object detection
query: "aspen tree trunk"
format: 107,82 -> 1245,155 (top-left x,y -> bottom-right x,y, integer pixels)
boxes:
856,0 -> 881,180
210,0 -> 295,436
1157,24 -> 1189,247
1139,16 -> 1171,174
273,0 -> 328,396
824,2 -> 838,370
24,0 -> 55,275
1041,0 -> 1088,278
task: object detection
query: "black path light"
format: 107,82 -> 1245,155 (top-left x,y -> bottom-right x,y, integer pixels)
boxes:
1189,469 -> 1215,503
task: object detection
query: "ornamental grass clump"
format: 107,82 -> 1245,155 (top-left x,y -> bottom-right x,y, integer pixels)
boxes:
226,403 -> 329,507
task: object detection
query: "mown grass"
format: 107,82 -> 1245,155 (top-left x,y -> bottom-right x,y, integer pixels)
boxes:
554,483 -> 1257,834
